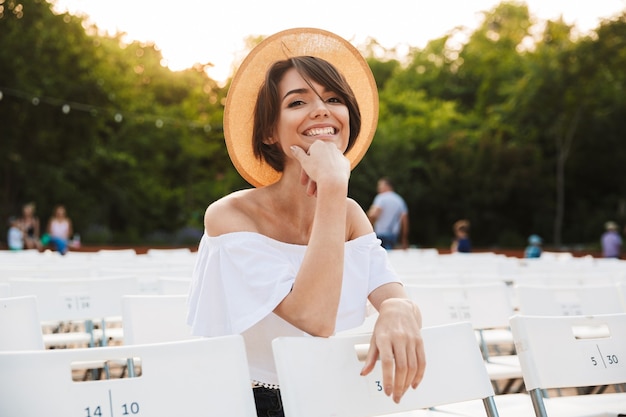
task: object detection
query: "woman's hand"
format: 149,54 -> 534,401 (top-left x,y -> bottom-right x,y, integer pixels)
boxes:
290,141 -> 350,197
360,298 -> 426,403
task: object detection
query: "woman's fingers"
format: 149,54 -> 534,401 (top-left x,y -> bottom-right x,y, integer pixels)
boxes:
360,339 -> 379,377
412,339 -> 426,389
367,298 -> 426,403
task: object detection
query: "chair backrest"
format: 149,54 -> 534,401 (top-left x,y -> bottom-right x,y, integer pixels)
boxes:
158,276 -> 192,295
146,248 -> 193,257
0,295 -> 45,350
9,276 -> 139,321
510,313 -> 626,391
514,283 -> 626,316
0,283 -> 10,298
122,294 -> 197,344
94,248 -> 138,258
404,282 -> 514,329
273,321 -> 499,417
0,336 -> 258,417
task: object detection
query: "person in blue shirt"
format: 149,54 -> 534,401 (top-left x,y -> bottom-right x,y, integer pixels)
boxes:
601,221 -> 622,258
524,234 -> 543,258
367,177 -> 409,250
451,219 -> 471,253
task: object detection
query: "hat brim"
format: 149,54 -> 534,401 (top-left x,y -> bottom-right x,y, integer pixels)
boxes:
224,28 -> 379,187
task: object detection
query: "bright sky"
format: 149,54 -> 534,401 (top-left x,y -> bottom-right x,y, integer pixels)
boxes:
53,0 -> 625,84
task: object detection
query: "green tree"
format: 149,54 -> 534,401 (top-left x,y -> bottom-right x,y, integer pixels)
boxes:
0,0 -> 230,244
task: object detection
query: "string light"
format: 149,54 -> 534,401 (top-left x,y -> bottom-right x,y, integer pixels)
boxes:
0,86 -> 215,132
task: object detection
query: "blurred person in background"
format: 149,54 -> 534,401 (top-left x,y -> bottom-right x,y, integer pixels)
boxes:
45,204 -> 73,255
7,216 -> 24,251
367,177 -> 409,250
601,221 -> 622,258
524,234 -> 543,258
18,202 -> 42,250
451,219 -> 472,253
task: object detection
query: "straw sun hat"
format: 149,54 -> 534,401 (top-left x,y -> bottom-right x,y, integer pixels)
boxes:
223,28 -> 379,187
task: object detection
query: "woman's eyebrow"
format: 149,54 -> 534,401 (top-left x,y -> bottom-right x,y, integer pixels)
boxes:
282,85 -> 329,102
282,88 -> 308,101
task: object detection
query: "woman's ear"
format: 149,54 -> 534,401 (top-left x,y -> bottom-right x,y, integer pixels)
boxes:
263,136 -> 276,145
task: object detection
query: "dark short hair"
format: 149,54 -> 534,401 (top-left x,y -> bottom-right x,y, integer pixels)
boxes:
379,177 -> 393,188
252,56 -> 362,172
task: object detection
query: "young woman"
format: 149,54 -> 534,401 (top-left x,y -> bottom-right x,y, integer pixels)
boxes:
187,28 -> 425,417
19,202 -> 42,250
46,204 -> 73,255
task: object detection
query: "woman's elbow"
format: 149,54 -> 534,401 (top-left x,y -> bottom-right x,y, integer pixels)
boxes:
307,322 -> 336,338
296,313 -> 336,337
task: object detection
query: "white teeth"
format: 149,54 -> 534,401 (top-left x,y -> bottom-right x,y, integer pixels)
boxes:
305,127 -> 335,136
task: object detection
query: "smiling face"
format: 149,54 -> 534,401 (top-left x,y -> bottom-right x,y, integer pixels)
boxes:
252,56 -> 361,173
275,68 -> 350,156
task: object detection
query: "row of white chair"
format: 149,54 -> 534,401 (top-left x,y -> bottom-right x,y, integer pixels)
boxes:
1,276 -> 190,348
0,248 -> 196,283
4,274 -> 624,394
344,281 -> 626,396
386,249 -> 626,287
0,334 -> 258,416
0,294 -> 195,350
1,293 -> 624,417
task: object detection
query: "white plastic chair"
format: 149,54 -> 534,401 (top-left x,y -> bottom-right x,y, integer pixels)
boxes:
146,247 -> 193,257
158,276 -> 192,295
9,275 -> 139,347
515,283 -> 626,316
0,295 -> 45,350
94,248 -> 138,258
122,294 -> 197,344
510,313 -> 626,417
0,336 -> 258,417
0,283 -> 10,298
404,282 -> 523,393
273,321 -> 500,417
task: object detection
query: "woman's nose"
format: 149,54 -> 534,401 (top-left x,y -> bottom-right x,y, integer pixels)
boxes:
310,99 -> 330,118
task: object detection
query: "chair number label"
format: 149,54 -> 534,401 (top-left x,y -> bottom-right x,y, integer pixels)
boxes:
64,295 -> 92,311
84,390 -> 140,416
365,378 -> 385,397
447,304 -> 471,321
589,344 -> 619,368
84,406 -> 102,417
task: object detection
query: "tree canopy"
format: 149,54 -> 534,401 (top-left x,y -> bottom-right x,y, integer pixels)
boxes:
1,0 -> 625,250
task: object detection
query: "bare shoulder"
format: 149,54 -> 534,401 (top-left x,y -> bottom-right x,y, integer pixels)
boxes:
204,189 -> 260,236
347,197 -> 374,238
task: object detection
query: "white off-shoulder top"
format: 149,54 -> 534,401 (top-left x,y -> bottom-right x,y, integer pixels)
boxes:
187,231 -> 400,386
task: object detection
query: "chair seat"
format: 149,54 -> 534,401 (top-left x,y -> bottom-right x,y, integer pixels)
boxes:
43,332 -> 93,348
435,393 -> 612,417
484,361 -> 523,380
546,392 -> 626,416
93,327 -> 124,343
487,354 -> 520,367
477,328 -> 515,347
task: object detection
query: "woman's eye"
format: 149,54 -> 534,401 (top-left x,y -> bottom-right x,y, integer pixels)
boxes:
288,100 -> 305,108
327,97 -> 343,104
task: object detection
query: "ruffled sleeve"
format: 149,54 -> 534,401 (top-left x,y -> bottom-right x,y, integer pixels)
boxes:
187,232 -> 299,337
187,231 -> 402,337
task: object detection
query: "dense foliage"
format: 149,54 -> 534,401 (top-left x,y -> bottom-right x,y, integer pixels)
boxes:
1,0 -> 625,249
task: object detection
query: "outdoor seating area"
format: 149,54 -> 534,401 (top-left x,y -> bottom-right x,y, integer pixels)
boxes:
1,247 -> 625,416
